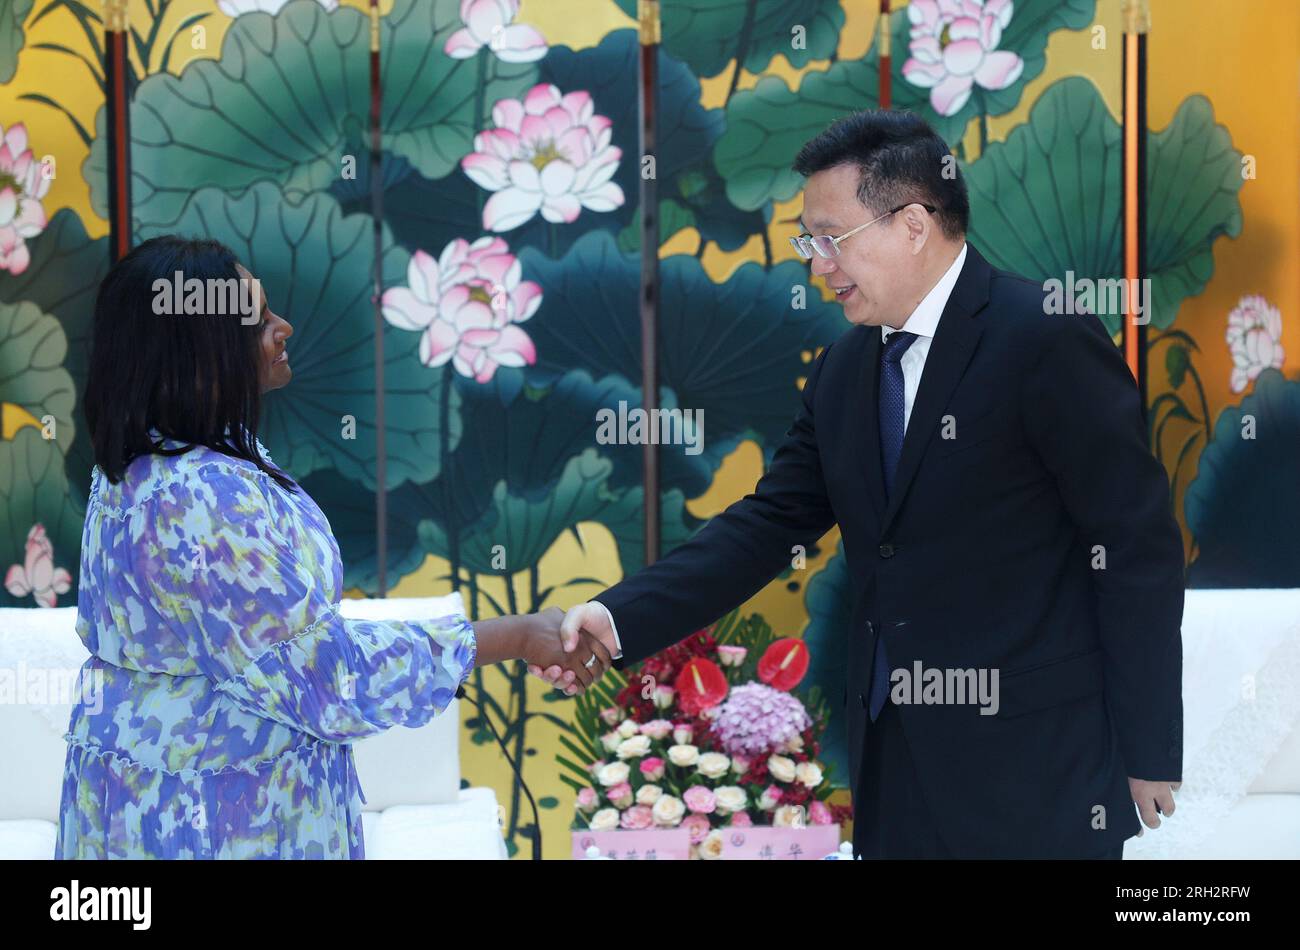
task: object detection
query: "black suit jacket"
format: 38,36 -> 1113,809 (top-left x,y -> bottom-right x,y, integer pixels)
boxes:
595,244 -> 1185,858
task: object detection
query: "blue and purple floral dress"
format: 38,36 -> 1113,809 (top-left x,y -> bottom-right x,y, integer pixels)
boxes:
56,436 -> 477,859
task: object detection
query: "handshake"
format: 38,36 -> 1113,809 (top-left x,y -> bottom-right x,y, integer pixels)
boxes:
515,603 -> 622,696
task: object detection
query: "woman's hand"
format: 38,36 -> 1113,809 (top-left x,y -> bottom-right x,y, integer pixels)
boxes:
523,607 -> 613,696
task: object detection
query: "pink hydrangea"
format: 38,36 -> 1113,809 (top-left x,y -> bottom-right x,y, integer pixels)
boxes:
711,682 -> 812,757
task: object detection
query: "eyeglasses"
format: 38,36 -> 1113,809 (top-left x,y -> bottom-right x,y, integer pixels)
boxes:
790,203 -> 938,260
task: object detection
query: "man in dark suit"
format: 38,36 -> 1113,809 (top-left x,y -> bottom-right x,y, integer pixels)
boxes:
535,110 -> 1185,859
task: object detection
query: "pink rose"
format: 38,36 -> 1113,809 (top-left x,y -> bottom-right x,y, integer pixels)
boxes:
639,757 -> 665,781
599,707 -> 622,727
683,785 -> 716,815
607,782 -> 633,809
809,800 -> 833,826
653,684 -> 675,710
575,787 -> 598,812
729,811 -> 753,828
619,805 -> 654,830
639,719 -> 673,740
682,813 -> 712,844
758,785 -> 783,810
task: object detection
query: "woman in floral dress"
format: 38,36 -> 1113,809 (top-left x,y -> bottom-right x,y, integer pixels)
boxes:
56,236 -> 608,859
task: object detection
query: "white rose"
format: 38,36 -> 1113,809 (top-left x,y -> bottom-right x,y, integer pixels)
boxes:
667,744 -> 699,767
617,719 -> 639,739
795,761 -> 824,788
653,685 -> 675,710
636,784 -> 664,806
599,732 -> 621,753
698,830 -> 725,860
758,787 -> 782,810
697,752 -> 731,780
652,795 -> 686,827
673,726 -> 693,745
590,808 -> 620,831
616,735 -> 652,760
699,705 -> 721,721
713,786 -> 748,816
595,761 -> 630,787
773,805 -> 804,828
767,754 -> 797,783
783,734 -> 805,754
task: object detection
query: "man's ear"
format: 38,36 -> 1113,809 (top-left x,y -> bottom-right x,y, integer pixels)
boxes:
904,206 -> 931,256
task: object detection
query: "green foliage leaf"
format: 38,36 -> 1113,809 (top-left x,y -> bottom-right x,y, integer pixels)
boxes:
0,300 -> 75,456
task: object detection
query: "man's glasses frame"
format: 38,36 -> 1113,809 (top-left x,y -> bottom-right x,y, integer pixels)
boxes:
791,202 -> 938,260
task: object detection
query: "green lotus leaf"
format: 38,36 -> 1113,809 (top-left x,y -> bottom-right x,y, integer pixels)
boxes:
520,231 -> 850,491
0,208 -> 109,502
0,299 -> 75,455
0,0 -> 33,84
965,78 -> 1243,332
1186,370 -> 1300,588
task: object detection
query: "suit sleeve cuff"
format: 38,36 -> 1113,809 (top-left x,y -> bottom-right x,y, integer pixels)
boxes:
590,600 -> 623,660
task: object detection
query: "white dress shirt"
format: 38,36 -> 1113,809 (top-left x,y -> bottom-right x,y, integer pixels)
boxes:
882,241 -> 967,432
591,242 -> 969,660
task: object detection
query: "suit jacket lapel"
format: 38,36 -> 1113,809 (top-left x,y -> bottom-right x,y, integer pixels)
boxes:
855,326 -> 887,524
880,245 -> 992,536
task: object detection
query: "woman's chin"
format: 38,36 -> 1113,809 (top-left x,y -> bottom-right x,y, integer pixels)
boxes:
262,364 -> 291,393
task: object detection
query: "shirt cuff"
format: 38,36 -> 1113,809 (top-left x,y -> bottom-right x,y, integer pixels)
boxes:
590,600 -> 623,660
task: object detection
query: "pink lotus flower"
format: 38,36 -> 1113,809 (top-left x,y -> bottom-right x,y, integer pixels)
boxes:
462,83 -> 624,232
639,757 -> 665,782
0,123 -> 51,275
619,805 -> 654,830
681,813 -> 712,844
445,0 -> 546,63
381,237 -> 541,383
5,524 -> 71,608
902,0 -> 1024,117
683,785 -> 717,815
1226,295 -> 1284,393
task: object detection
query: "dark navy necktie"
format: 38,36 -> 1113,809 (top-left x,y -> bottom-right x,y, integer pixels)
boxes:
868,330 -> 917,722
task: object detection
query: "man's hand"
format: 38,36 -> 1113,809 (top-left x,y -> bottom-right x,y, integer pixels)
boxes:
1129,777 -> 1180,835
520,607 -> 612,696
527,602 -> 620,689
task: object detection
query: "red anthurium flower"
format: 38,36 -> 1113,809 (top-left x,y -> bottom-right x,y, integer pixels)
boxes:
757,638 -> 810,691
674,657 -> 728,716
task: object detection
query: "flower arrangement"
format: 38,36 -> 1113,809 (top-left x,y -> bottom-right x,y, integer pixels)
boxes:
561,611 -> 851,859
